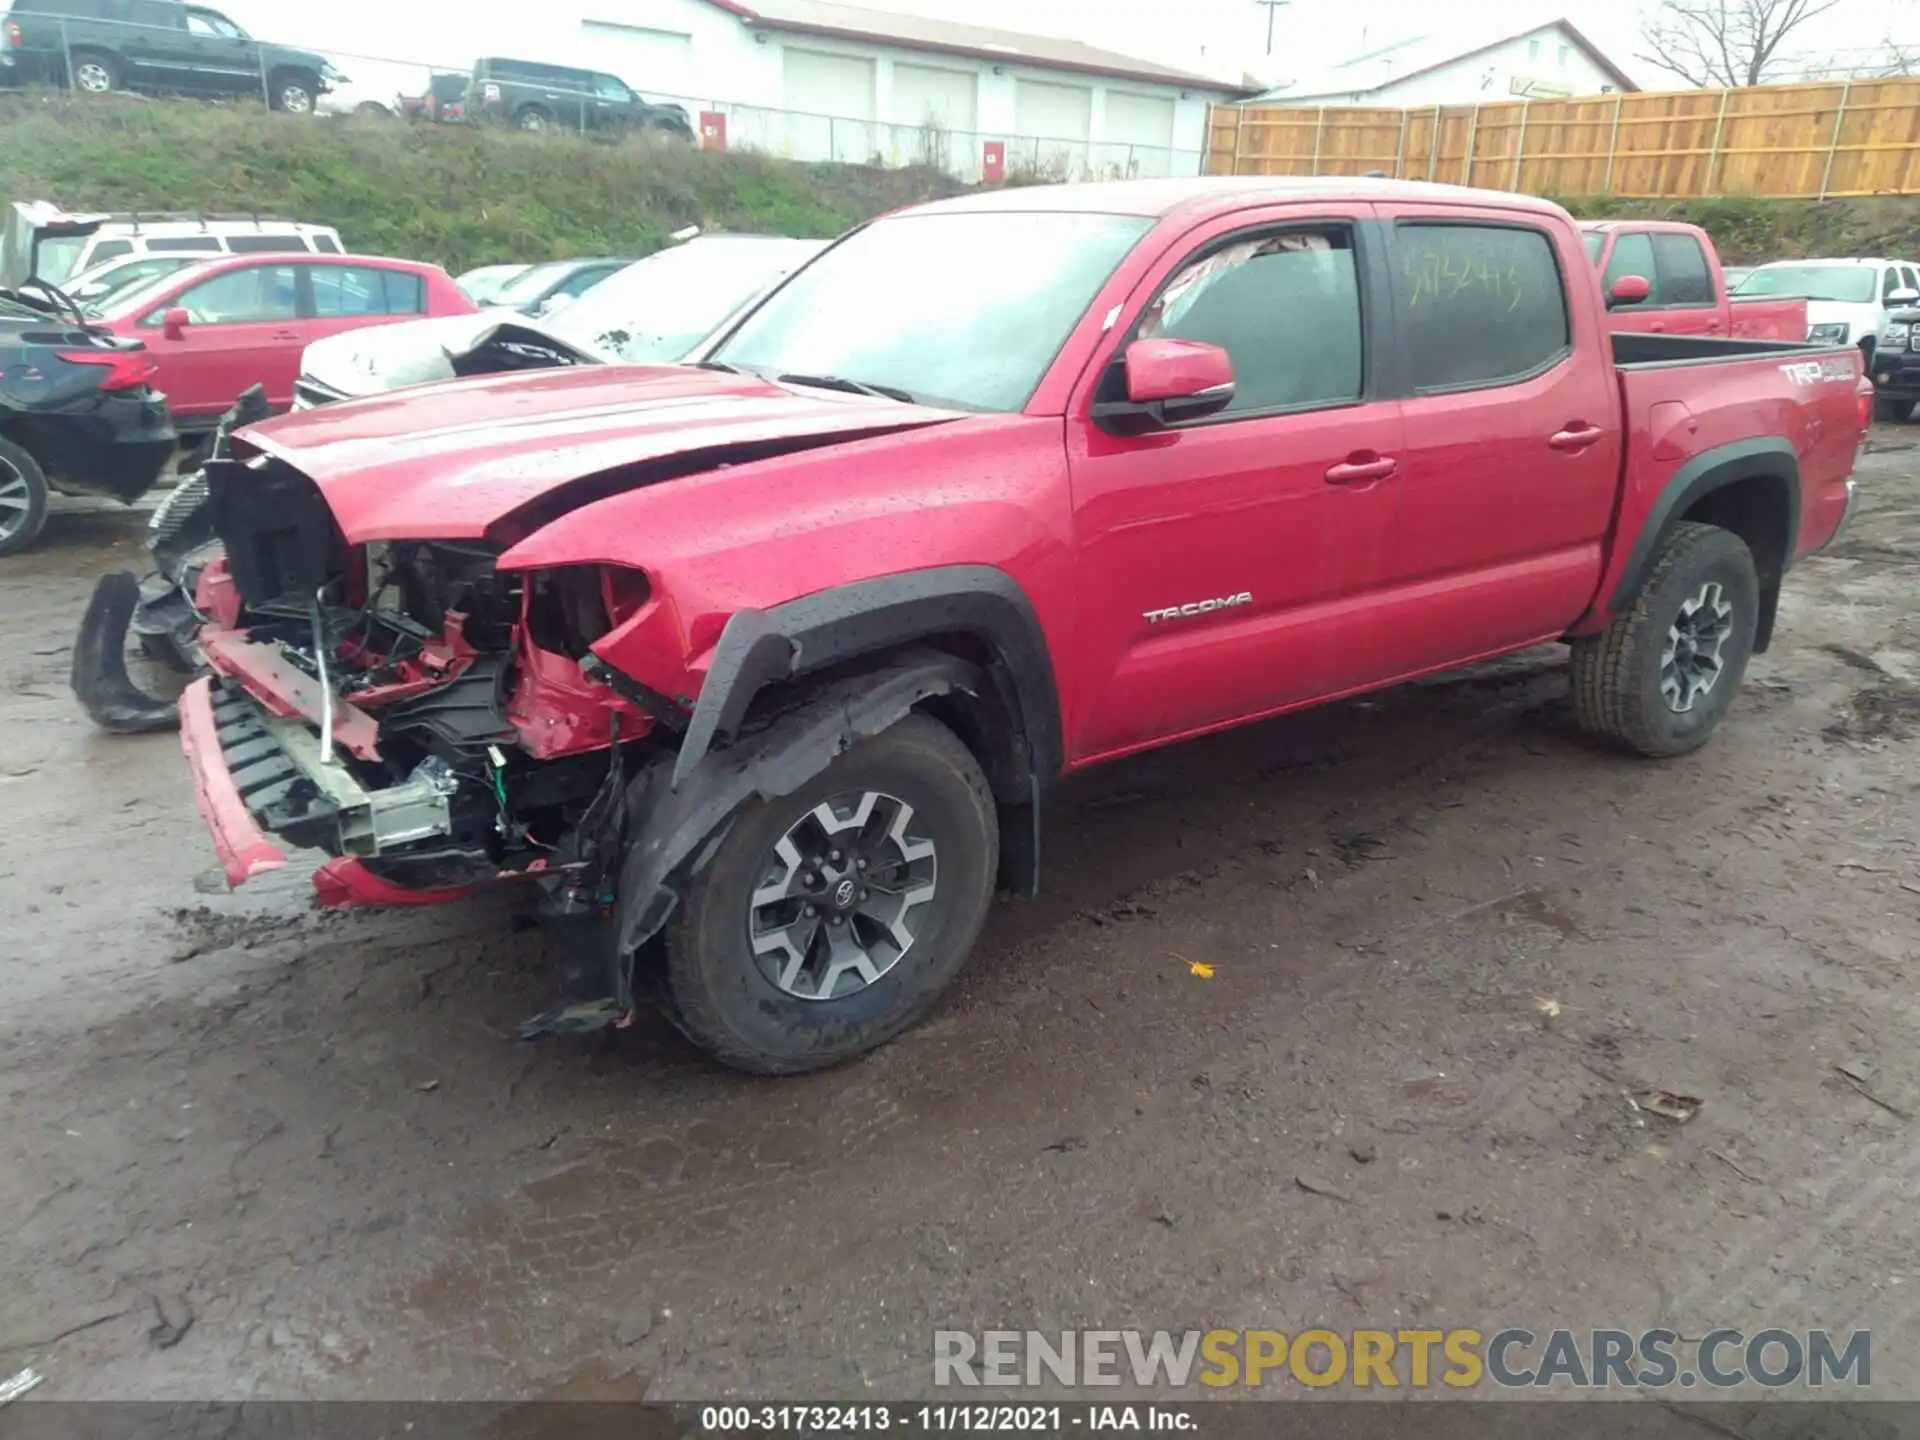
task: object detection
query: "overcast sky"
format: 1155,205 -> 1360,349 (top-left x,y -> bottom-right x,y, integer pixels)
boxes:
219,0 -> 1916,93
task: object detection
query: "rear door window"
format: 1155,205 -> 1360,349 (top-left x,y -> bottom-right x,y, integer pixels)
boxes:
148,237 -> 222,253
310,264 -> 426,316
226,235 -> 309,254
1651,233 -> 1713,305
88,238 -> 136,263
1601,231 -> 1656,305
1392,223 -> 1571,391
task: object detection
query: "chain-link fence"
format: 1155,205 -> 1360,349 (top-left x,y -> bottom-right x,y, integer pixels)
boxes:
0,8 -> 1204,182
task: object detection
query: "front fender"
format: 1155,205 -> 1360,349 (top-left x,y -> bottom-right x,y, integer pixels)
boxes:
615,651 -> 985,958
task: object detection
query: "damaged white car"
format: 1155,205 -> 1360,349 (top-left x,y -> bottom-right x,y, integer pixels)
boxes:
292,234 -> 826,408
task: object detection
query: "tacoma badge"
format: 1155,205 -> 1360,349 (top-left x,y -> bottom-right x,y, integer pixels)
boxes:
1143,591 -> 1253,625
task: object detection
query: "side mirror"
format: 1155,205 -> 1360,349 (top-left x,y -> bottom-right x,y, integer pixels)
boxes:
1889,288 -> 1920,306
1094,339 -> 1235,432
1607,274 -> 1651,308
162,306 -> 191,338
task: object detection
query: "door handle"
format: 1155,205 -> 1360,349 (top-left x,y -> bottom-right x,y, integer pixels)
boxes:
1549,424 -> 1605,451
270,329 -> 301,340
1650,321 -> 1666,332
1324,453 -> 1397,485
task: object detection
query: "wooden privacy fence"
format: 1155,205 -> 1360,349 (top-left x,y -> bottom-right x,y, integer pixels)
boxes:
1206,78 -> 1920,198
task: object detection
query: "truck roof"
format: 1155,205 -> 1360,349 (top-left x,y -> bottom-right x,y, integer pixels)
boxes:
906,176 -> 1570,224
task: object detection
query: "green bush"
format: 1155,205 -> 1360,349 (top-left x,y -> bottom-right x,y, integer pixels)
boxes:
0,91 -> 963,272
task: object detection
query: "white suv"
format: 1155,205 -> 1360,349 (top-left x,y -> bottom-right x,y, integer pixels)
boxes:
1735,256 -> 1920,355
33,212 -> 346,286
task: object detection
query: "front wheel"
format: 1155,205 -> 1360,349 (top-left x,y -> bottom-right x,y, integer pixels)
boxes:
1569,521 -> 1759,758
515,105 -> 550,132
662,714 -> 999,1075
270,71 -> 318,114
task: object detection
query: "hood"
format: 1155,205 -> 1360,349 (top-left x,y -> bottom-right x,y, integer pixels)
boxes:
238,364 -> 963,544
1805,299 -> 1878,329
301,312 -> 560,395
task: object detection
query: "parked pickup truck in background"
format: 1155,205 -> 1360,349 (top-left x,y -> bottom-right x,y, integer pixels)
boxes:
1582,220 -> 1807,341
171,178 -> 1868,1076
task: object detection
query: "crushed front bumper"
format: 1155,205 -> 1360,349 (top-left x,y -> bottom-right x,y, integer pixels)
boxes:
180,676 -> 289,888
180,673 -> 462,891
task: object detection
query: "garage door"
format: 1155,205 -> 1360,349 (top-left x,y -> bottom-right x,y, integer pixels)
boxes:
1013,79 -> 1090,176
781,48 -> 875,161
581,20 -> 692,97
892,63 -> 977,132
783,48 -> 874,119
1102,90 -> 1176,176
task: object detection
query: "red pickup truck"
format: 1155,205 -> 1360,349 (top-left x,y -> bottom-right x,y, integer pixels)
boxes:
1582,220 -> 1807,341
173,179 -> 1867,1074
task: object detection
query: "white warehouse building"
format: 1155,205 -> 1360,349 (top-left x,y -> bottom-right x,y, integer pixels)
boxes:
1248,18 -> 1638,108
511,0 -> 1249,178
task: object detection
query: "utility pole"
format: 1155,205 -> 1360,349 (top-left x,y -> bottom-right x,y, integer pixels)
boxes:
1254,0 -> 1288,56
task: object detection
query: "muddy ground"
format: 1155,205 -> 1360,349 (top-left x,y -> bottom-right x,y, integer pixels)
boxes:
1,441 -> 1917,1405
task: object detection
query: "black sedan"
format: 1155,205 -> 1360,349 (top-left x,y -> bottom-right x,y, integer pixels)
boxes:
1,298 -> 177,555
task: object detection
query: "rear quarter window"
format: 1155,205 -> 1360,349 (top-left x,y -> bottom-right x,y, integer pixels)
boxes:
88,239 -> 136,263
148,237 -> 222,253
1392,222 -> 1570,392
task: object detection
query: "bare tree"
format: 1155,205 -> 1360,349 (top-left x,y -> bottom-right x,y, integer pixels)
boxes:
1637,0 -> 1845,88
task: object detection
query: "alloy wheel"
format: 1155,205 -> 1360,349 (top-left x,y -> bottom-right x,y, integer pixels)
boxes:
74,62 -> 112,93
0,459 -> 32,546
747,790 -> 938,1001
280,85 -> 313,114
1660,580 -> 1736,713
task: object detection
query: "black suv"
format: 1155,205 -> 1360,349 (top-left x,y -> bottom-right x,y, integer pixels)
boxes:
0,0 -> 336,113
467,56 -> 692,139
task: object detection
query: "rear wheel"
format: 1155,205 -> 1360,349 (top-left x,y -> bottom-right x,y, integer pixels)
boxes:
69,49 -> 118,95
1873,395 -> 1912,423
516,105 -> 551,133
0,436 -> 51,557
1569,521 -> 1759,758
662,714 -> 998,1075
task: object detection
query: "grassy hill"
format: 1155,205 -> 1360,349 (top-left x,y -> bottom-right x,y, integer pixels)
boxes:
0,91 -> 962,272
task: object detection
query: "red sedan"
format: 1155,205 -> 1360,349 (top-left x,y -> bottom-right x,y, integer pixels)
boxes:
90,252 -> 473,433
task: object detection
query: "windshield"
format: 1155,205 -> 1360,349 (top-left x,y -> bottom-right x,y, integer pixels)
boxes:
1735,264 -> 1876,303
1583,232 -> 1605,263
547,240 -> 822,362
491,261 -> 580,307
72,257 -> 190,306
93,267 -> 196,320
709,212 -> 1151,411
35,237 -> 89,286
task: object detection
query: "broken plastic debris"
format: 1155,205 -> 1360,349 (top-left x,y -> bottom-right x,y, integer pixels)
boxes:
0,1368 -> 44,1405
1534,997 -> 1563,1018
1634,1091 -> 1702,1123
1172,952 -> 1215,979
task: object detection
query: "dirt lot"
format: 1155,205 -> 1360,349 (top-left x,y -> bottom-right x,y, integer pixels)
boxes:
1,442 -> 1917,1404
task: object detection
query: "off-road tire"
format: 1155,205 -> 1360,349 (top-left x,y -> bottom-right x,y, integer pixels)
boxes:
1569,521 -> 1759,758
69,49 -> 119,94
663,714 -> 998,1075
0,435 -> 52,557
1874,395 -> 1912,423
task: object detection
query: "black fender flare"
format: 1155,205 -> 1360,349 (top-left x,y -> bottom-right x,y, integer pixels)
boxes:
669,565 -> 1063,793
1603,438 -> 1800,646
615,651 -> 987,958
